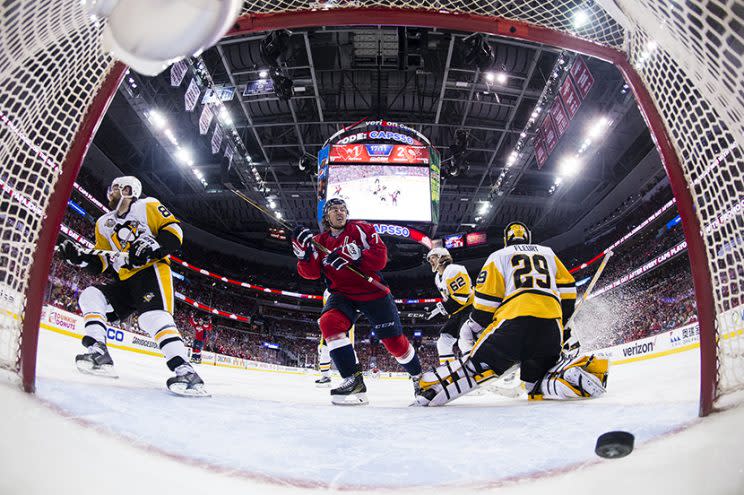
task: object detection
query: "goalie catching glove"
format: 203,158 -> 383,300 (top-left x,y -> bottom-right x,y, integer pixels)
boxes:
127,236 -> 163,268
292,226 -> 314,260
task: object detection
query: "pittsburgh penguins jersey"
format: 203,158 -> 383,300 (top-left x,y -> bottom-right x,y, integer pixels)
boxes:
94,197 -> 182,280
472,243 -> 576,327
434,263 -> 474,315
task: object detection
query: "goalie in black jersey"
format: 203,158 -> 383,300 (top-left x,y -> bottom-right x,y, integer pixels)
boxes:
414,222 -> 608,406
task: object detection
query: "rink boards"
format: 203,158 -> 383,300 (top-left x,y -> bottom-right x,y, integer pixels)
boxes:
40,304 -> 710,373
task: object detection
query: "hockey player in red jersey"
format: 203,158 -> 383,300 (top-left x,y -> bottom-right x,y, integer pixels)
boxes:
292,198 -> 422,405
189,313 -> 213,364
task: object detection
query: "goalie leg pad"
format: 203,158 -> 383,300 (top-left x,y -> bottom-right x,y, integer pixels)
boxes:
415,358 -> 500,406
436,332 -> 457,364
533,355 -> 609,400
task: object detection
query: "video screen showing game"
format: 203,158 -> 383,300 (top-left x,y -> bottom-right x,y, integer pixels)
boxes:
326,164 -> 432,222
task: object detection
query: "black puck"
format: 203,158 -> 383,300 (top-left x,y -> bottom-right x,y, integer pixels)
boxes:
595,431 -> 634,459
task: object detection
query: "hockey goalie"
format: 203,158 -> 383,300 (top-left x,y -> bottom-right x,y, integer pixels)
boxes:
413,222 -> 608,406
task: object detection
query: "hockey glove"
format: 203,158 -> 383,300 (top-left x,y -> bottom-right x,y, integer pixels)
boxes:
292,226 -> 314,260
340,242 -> 362,261
59,240 -> 92,267
426,301 -> 448,320
323,249 -> 352,271
458,316 -> 484,355
561,326 -> 581,358
127,236 -> 163,268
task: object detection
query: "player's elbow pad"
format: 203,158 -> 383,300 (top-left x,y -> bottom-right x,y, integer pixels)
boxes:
156,229 -> 182,255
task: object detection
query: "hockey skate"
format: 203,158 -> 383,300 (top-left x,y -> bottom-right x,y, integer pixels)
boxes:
330,371 -> 368,406
166,364 -> 210,397
190,353 -> 202,364
315,375 -> 332,388
76,341 -> 118,378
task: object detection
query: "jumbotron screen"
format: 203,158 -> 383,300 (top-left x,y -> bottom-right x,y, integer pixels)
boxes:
327,163 -> 432,222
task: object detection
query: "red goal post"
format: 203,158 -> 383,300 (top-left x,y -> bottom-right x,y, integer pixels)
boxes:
1,0 -> 741,417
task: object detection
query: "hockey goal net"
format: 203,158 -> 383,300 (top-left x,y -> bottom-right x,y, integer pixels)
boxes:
0,0 -> 741,415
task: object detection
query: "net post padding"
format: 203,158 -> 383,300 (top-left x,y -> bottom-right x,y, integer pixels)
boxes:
229,8 -> 718,415
19,63 -> 128,393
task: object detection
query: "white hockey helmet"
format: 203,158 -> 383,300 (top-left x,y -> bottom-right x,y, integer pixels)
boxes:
426,246 -> 452,272
107,176 -> 142,202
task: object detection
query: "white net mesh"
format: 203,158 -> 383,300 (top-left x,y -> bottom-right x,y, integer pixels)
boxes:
0,1 -> 114,374
0,0 -> 741,406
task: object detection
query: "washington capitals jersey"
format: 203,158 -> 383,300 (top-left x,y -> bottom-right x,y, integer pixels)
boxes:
472,244 -> 576,326
94,197 -> 182,280
434,263 -> 473,315
297,221 -> 389,301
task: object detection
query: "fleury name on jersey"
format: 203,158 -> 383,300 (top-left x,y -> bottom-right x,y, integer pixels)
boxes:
470,242 -> 576,333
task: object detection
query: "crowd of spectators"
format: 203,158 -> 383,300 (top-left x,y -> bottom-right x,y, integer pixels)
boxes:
44,174 -> 744,372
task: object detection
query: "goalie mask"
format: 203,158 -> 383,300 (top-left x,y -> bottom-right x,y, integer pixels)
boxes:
426,247 -> 452,273
503,221 -> 531,246
322,197 -> 349,230
107,176 -> 142,202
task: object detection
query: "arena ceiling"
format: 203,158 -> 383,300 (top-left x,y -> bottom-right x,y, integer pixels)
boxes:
91,25 -> 653,259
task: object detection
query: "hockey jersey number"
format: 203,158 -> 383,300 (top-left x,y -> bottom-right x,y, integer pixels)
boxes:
511,254 -> 551,289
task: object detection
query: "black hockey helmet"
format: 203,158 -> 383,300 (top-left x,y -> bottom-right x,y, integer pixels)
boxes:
503,221 -> 531,246
322,197 -> 349,229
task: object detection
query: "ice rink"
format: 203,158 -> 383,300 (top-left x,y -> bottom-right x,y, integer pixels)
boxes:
2,328 -> 744,494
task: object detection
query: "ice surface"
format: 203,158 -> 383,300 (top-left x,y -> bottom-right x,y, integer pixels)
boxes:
2,328 -> 744,494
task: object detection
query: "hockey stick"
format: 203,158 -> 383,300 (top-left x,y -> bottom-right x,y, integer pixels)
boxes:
228,186 -> 389,292
562,250 -> 614,357
54,243 -> 129,261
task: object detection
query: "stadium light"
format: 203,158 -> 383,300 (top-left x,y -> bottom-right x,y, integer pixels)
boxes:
495,72 -> 507,84
555,176 -> 563,185
219,107 -> 232,125
559,156 -> 581,176
175,147 -> 192,165
164,128 -> 178,146
587,117 -> 610,139
485,72 -> 495,82
573,10 -> 589,29
148,110 -> 167,129
275,211 -> 283,219
259,69 -> 268,78
268,199 -> 276,209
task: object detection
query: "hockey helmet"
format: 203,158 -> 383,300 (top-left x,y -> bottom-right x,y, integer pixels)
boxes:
503,221 -> 531,246
107,176 -> 142,202
426,246 -> 452,272
322,197 -> 349,229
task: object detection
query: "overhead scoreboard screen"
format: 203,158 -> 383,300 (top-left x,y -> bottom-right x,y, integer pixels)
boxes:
324,143 -> 438,223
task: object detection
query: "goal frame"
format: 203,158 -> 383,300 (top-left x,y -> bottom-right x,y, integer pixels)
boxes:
19,9 -> 718,415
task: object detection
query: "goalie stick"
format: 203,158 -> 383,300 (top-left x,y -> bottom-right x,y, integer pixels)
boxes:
562,250 -> 614,357
227,186 -> 389,292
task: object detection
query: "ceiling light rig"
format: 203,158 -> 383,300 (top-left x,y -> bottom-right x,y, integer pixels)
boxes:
193,55 -> 270,195
484,51 -> 572,219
